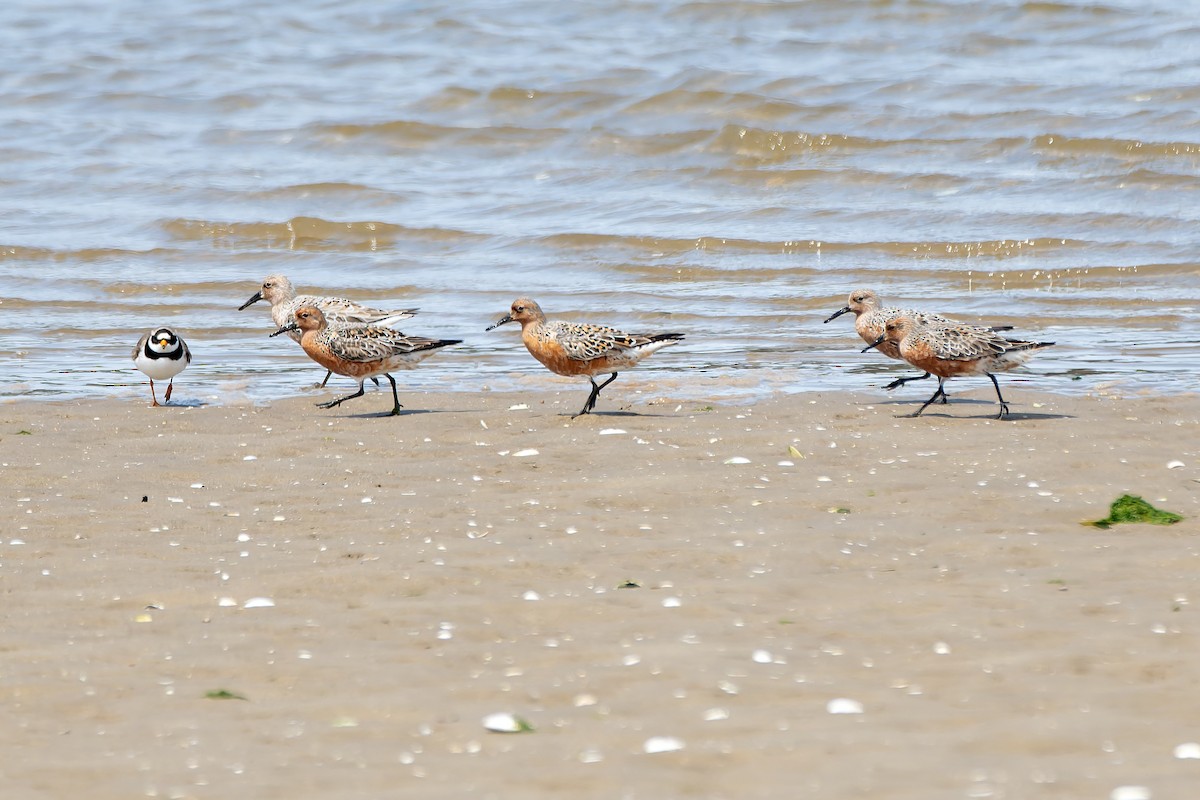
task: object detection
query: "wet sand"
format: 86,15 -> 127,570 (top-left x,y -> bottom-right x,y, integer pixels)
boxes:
2,385 -> 1199,799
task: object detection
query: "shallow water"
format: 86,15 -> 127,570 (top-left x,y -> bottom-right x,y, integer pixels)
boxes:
1,0 -> 1197,404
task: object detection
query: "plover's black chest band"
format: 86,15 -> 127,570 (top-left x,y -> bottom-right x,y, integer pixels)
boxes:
143,344 -> 181,360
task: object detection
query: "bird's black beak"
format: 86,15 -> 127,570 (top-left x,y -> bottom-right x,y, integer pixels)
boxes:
824,306 -> 851,324
270,323 -> 300,337
861,334 -> 886,353
238,291 -> 264,311
485,315 -> 514,332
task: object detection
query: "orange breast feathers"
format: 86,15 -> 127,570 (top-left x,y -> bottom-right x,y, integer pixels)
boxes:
522,329 -> 607,376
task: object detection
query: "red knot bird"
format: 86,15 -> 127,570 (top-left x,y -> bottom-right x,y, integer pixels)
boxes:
132,326 -> 191,406
825,288 -> 1013,397
486,297 -> 685,418
240,274 -> 419,387
863,314 -> 1054,419
271,306 -> 460,416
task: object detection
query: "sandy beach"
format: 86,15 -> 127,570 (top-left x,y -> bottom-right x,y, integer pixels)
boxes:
2,385 -> 1199,799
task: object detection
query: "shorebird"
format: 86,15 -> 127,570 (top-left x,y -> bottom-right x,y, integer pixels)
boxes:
132,327 -> 191,406
486,297 -> 685,418
825,288 -> 1013,397
271,306 -> 460,416
239,274 -> 419,387
863,315 -> 1054,419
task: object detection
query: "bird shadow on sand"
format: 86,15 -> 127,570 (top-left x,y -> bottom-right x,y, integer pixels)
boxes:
561,409 -> 679,420
871,396 -> 1073,421
321,406 -> 452,420
157,398 -> 208,408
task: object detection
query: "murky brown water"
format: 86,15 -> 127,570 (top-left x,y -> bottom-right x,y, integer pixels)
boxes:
1,0 -> 1198,402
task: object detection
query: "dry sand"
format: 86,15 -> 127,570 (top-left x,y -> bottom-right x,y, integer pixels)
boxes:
2,383 -> 1200,799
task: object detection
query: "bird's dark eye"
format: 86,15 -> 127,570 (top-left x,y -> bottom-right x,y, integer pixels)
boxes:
515,306 -> 525,313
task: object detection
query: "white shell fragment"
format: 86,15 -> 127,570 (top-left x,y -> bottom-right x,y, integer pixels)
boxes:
642,736 -> 686,754
217,597 -> 238,607
599,428 -> 626,435
242,597 -> 276,609
1110,787 -> 1152,800
482,712 -> 532,733
1167,460 -> 1185,469
1174,742 -> 1200,759
723,457 -> 751,465
826,698 -> 864,715
513,448 -> 539,457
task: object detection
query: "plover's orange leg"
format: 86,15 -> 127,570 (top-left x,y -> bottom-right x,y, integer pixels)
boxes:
164,380 -> 174,403
574,372 -> 618,418
149,379 -> 161,407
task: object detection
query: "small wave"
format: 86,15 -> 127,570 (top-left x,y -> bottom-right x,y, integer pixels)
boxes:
530,232 -> 1092,259
1033,133 -> 1200,160
160,216 -> 485,250
307,119 -> 567,151
707,124 -> 888,162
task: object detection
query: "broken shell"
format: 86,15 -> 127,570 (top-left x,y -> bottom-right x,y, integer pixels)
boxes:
482,712 -> 533,733
643,736 -> 685,754
826,698 -> 864,714
1174,742 -> 1200,759
1110,787 -> 1152,800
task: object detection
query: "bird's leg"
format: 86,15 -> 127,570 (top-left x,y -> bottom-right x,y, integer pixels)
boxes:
883,372 -> 931,391
573,373 -> 618,418
385,374 -> 403,416
907,378 -> 947,417
318,381 -> 366,409
149,379 -> 160,407
987,372 -> 1010,419
316,371 -> 376,389
164,379 -> 174,403
884,371 -> 950,403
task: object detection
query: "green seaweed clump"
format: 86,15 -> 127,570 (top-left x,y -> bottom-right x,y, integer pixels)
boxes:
1087,495 -> 1183,529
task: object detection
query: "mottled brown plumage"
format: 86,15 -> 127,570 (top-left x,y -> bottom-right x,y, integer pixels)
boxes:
826,288 -> 1013,394
240,274 -> 418,387
272,306 -> 459,416
865,315 -> 1054,419
487,297 -> 684,417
